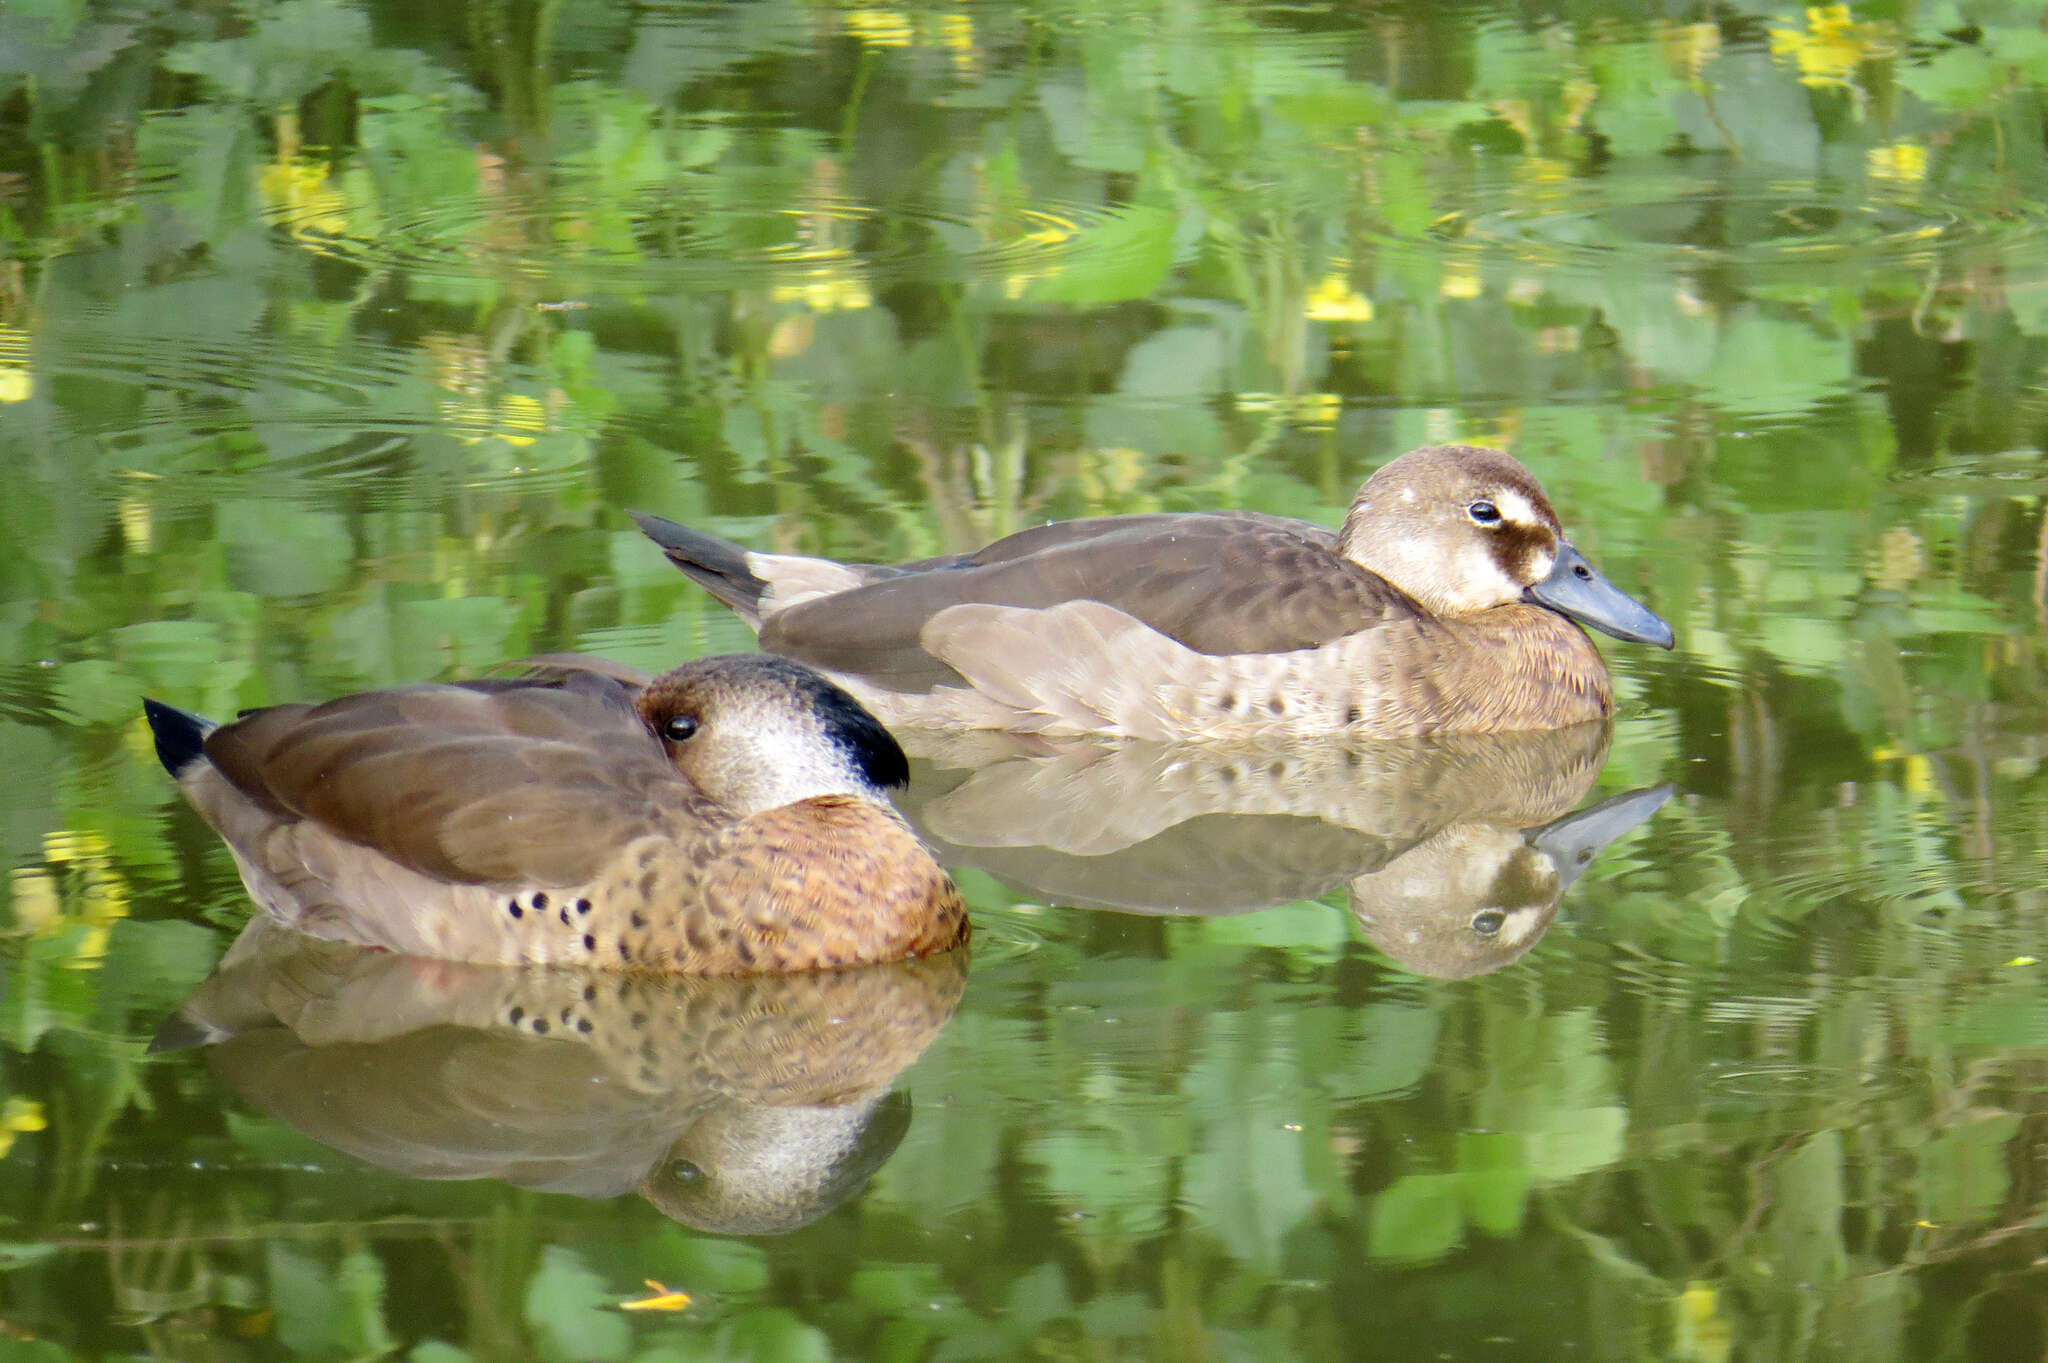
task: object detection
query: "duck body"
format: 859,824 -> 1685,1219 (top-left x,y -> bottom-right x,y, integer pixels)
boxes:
633,445 -> 1674,741
143,655 -> 968,973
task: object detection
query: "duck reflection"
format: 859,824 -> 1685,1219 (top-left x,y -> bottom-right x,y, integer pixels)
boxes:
152,919 -> 966,1234
895,722 -> 1669,977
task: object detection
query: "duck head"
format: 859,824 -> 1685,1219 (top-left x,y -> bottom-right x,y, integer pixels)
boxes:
1337,445 -> 1675,648
637,654 -> 911,814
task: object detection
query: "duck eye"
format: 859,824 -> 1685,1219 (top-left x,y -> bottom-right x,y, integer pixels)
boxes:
1472,908 -> 1507,937
1467,500 -> 1501,526
663,715 -> 700,742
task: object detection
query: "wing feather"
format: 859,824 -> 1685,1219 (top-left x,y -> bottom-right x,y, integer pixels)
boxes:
761,513 -> 1419,693
201,678 -> 683,887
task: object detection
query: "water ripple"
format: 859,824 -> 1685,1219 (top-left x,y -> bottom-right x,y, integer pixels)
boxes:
1372,170 -> 2046,279
266,172 -> 1146,298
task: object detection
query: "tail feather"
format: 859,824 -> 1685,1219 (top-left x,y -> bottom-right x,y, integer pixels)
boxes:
146,1013 -> 230,1054
142,697 -> 216,777
629,512 -> 771,623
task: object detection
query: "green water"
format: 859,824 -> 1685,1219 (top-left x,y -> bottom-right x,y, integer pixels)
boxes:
5,1 -> 2048,1358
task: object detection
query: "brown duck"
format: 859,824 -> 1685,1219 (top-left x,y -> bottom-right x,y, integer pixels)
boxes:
156,919 -> 966,1233
893,721 -> 1669,976
142,654 -> 968,973
632,444 -> 1675,741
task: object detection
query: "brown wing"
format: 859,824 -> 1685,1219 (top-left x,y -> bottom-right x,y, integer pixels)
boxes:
201,673 -> 688,887
762,513 -> 1422,692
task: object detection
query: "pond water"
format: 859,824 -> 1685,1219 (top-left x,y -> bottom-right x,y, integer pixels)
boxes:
6,1 -> 2048,1359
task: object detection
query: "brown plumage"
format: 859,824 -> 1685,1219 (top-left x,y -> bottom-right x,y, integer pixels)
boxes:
632,445 -> 1674,740
156,920 -> 966,1233
893,722 -> 1670,976
142,655 -> 969,973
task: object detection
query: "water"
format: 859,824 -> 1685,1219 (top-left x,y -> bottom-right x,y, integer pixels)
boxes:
5,1 -> 2048,1359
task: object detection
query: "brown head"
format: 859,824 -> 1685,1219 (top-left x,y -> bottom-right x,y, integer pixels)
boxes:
1337,445 -> 1674,647
636,654 -> 912,816
1349,784 -> 1671,978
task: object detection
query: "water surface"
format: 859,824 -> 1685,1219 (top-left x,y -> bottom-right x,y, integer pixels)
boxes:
6,2 -> 2048,1360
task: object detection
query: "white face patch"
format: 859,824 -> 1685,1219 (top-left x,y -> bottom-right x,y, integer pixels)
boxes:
1494,488 -> 1540,527
1399,486 -> 1417,503
1486,904 -> 1549,947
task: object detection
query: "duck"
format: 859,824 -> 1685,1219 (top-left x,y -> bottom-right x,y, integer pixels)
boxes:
141,654 -> 969,973
154,919 -> 966,1232
631,444 -> 1674,741
889,720 -> 1670,976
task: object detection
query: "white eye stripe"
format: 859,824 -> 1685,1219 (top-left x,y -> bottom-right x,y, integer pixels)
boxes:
1494,489 -> 1540,525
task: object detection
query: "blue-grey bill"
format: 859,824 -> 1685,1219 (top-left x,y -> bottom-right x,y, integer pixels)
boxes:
1524,544 -> 1675,648
1531,784 -> 1674,896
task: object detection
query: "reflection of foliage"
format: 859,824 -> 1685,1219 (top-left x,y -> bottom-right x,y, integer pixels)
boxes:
3,0 -> 2048,1360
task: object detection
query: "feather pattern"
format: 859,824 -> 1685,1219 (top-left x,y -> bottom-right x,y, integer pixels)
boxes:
148,656 -> 969,974
634,445 -> 1672,739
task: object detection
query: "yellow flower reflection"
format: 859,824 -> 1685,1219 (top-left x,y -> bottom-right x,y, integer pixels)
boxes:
0,1099 -> 46,1160
998,214 -> 1079,300
0,324 -> 31,403
439,391 -> 547,448
1439,262 -> 1483,300
421,333 -> 554,447
1304,272 -> 1374,323
1869,744 -> 1935,795
1767,6 -> 1895,91
1867,141 -> 1928,183
1660,22 -> 1721,81
258,155 -> 351,241
769,261 -> 874,313
844,6 -> 977,68
1675,1280 -> 1731,1363
845,9 -> 913,47
1236,392 -> 1343,428
9,828 -> 131,968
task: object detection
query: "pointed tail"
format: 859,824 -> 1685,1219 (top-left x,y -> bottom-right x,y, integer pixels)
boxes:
141,697 -> 215,777
629,512 -> 773,624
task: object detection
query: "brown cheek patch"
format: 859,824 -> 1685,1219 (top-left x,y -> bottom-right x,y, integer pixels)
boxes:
1486,848 -> 1561,909
1496,523 -> 1556,584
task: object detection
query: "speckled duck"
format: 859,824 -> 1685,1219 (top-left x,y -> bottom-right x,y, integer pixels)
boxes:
142,654 -> 968,973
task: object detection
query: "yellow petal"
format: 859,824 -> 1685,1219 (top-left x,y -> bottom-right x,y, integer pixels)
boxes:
620,1280 -> 693,1312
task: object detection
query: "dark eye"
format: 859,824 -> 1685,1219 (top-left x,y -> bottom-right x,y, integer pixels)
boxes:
669,1159 -> 705,1185
663,715 -> 700,742
1471,909 -> 1506,937
1467,500 -> 1501,525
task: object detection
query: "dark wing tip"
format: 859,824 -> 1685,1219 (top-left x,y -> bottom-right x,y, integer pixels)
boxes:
146,1013 -> 224,1054
628,509 -> 703,554
141,698 -> 214,777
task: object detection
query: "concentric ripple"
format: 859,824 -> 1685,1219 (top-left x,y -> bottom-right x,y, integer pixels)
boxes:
265,160 -> 1152,300
1369,167 -> 2047,280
